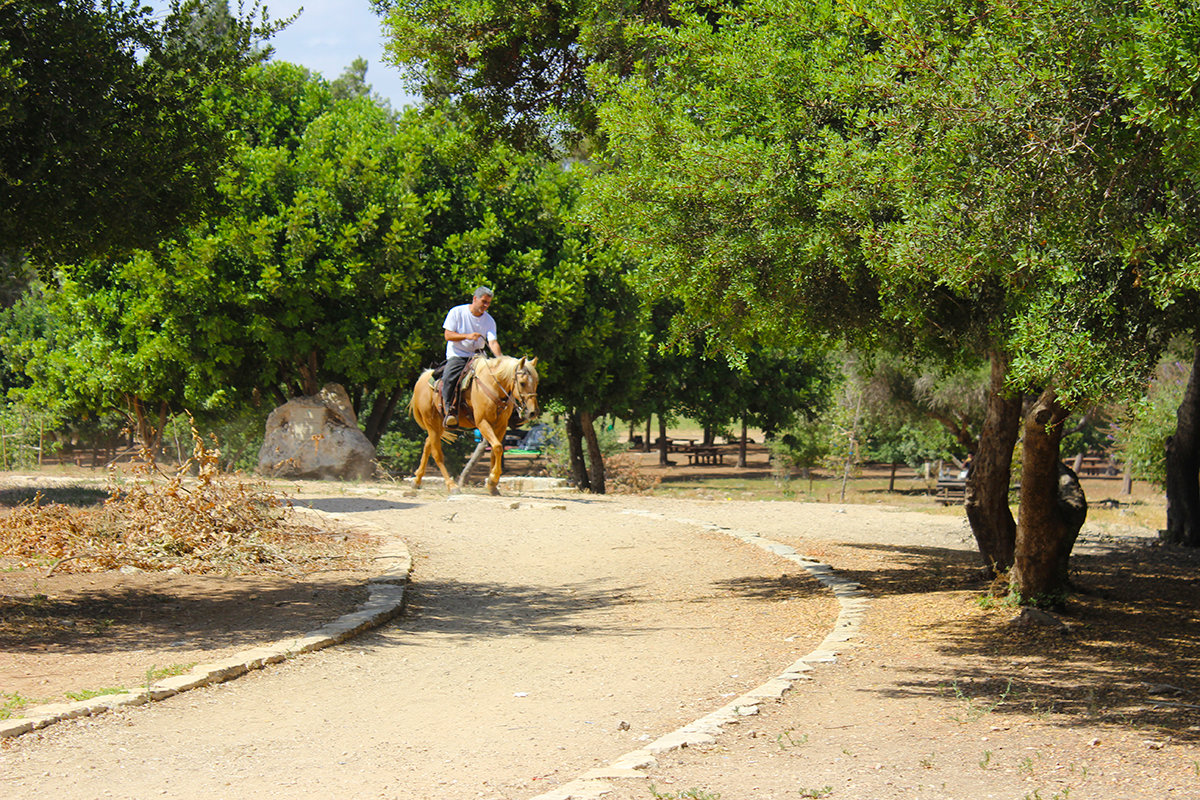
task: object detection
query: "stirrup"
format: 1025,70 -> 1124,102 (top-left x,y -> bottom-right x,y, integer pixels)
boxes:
444,414 -> 458,427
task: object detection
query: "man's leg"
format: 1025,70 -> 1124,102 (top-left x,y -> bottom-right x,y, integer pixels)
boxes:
442,357 -> 467,426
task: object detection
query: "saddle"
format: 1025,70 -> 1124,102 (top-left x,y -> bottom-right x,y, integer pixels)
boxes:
429,356 -> 480,426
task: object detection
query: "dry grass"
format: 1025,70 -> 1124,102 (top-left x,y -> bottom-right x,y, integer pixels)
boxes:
0,426 -> 371,577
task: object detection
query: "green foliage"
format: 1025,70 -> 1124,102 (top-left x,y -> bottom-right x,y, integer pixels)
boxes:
0,401 -> 63,469
768,419 -> 835,477
0,0 -> 285,263
376,0 -> 674,152
863,420 -> 959,469
540,418 -> 623,479
1112,360 -> 1190,487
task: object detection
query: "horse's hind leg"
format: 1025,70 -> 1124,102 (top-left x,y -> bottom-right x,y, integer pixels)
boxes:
413,437 -> 433,489
428,435 -> 458,492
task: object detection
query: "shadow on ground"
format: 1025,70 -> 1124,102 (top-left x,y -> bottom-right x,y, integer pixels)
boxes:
830,539 -> 1200,741
382,578 -> 646,643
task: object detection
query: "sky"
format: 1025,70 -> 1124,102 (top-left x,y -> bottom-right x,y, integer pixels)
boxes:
150,1 -> 419,109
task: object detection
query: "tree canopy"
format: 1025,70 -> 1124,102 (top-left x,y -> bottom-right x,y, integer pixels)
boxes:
581,0 -> 1200,599
0,0 -> 284,265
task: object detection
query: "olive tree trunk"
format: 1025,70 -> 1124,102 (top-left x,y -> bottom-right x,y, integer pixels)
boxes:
565,411 -> 590,491
1164,345 -> 1200,546
1011,389 -> 1088,604
736,418 -> 748,468
964,352 -> 1022,574
580,410 -> 607,494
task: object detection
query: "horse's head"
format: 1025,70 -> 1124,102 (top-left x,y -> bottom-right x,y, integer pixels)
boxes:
513,356 -> 540,422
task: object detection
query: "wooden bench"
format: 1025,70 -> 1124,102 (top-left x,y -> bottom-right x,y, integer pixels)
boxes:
686,446 -> 724,466
935,476 -> 967,505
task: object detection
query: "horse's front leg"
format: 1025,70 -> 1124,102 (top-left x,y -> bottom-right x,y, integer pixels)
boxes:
477,420 -> 505,495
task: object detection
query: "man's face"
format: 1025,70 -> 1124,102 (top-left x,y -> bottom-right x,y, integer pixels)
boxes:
470,294 -> 492,315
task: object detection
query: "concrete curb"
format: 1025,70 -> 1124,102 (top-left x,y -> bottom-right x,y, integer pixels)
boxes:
0,509 -> 411,739
531,510 -> 871,800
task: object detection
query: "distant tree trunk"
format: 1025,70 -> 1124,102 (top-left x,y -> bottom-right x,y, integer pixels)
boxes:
703,426 -> 715,446
458,440 -> 488,488
737,418 -> 748,468
658,415 -> 670,466
1165,345 -> 1200,546
1011,389 -> 1088,604
964,352 -> 1022,575
580,410 -> 606,494
297,350 -> 320,396
644,417 -> 652,452
363,387 -> 403,446
888,462 -> 898,493
128,395 -> 164,456
566,411 -> 590,491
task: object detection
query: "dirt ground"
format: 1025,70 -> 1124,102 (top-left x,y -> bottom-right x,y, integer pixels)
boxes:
1,446 -> 1198,799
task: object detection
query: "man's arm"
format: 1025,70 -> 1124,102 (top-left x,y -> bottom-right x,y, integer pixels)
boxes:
445,329 -> 483,343
488,338 -> 502,357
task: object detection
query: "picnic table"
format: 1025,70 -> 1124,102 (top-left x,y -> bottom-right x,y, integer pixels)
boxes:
686,445 -> 724,466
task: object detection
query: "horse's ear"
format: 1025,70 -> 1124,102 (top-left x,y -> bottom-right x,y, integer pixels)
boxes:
527,357 -> 537,368
517,357 -> 526,369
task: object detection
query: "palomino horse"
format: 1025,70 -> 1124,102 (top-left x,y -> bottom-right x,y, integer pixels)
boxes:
409,356 -> 539,494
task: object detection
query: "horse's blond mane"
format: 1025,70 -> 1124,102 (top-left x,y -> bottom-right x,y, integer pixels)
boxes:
472,355 -> 529,384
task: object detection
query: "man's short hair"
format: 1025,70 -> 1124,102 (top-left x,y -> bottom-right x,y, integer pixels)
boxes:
474,286 -> 494,300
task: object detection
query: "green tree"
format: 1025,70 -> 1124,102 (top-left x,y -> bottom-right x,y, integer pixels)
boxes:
0,0 -> 284,265
585,0 -> 1194,603
374,0 -> 683,152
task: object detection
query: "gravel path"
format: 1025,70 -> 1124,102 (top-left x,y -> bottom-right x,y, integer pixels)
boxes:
0,491 -> 852,799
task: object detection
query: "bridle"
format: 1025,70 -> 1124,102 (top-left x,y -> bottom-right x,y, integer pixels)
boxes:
510,364 -> 539,422
475,360 -> 539,421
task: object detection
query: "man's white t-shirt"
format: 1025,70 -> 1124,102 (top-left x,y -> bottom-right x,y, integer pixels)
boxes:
443,304 -> 498,359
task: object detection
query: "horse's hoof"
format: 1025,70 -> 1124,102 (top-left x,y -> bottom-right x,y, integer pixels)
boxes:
488,484 -> 500,496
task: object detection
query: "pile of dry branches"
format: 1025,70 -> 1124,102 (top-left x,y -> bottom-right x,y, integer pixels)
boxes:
0,425 -> 366,576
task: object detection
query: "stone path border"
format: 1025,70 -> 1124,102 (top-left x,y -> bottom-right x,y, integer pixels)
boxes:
0,509 -> 411,739
531,509 -> 871,800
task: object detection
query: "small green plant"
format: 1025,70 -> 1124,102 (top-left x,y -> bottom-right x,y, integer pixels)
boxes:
65,687 -> 125,702
0,692 -> 33,720
1020,756 -> 1035,774
947,678 -> 1014,723
648,785 -> 721,800
1024,789 -> 1072,800
145,663 -> 196,685
1191,759 -> 1199,776
919,753 -> 935,769
798,787 -> 833,799
976,592 -> 1020,610
979,750 -> 992,769
776,730 -> 809,751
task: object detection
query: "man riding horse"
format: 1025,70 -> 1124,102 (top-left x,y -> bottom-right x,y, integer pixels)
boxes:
442,286 -> 502,427
410,286 -> 539,494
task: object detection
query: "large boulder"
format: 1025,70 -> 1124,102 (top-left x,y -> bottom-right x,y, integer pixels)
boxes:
257,384 -> 376,480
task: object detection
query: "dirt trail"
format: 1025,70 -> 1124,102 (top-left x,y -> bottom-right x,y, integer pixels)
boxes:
4,488 -> 1195,800
0,490 -> 847,799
